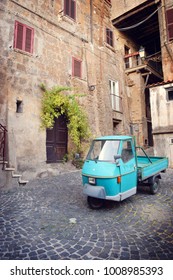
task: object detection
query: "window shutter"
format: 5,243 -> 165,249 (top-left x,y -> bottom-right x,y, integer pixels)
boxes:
71,0 -> 76,20
64,0 -> 76,20
106,28 -> 113,47
166,8 -> 173,41
14,21 -> 34,54
25,27 -> 32,53
15,22 -> 24,50
73,58 -> 81,78
64,0 -> 70,16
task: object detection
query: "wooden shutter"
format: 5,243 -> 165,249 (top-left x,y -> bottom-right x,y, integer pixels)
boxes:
25,27 -> 33,53
73,58 -> 82,78
64,0 -> 76,20
15,22 -> 23,50
71,0 -> 76,20
14,21 -> 34,53
106,28 -> 113,47
166,8 -> 173,41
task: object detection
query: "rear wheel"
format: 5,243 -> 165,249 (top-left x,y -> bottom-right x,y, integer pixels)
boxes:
150,177 -> 160,194
87,196 -> 105,209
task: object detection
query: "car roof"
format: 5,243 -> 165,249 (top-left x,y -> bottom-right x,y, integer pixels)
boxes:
95,135 -> 133,141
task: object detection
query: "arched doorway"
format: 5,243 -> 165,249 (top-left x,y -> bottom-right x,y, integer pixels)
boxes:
46,114 -> 68,162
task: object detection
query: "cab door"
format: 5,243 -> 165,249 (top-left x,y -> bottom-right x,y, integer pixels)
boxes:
119,139 -> 137,200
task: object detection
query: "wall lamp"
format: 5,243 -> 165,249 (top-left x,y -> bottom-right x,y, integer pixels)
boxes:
139,46 -> 146,59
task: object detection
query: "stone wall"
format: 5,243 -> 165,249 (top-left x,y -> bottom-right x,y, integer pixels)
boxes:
0,0 -> 131,179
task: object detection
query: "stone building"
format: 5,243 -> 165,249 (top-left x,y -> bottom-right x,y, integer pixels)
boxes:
0,0 -> 172,187
0,0 -> 130,185
112,0 -> 173,166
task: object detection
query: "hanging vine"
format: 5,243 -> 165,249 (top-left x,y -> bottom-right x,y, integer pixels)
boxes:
40,84 -> 91,152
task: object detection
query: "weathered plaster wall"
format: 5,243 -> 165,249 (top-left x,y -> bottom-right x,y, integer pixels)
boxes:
150,83 -> 173,131
150,83 -> 173,167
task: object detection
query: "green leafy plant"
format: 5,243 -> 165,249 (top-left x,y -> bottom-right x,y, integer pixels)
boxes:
40,84 -> 91,152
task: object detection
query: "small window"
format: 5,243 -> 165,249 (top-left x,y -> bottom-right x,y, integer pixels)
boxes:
124,45 -> 131,69
14,21 -> 34,54
64,0 -> 76,20
166,8 -> 173,41
167,88 -> 173,101
121,141 -> 134,163
72,57 -> 82,78
109,80 -> 121,112
16,100 -> 23,113
106,28 -> 114,47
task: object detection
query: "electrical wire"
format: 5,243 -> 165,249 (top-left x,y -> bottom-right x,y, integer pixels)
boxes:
118,5 -> 162,31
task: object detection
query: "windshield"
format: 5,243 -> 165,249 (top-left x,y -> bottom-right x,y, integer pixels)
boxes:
86,140 -> 120,162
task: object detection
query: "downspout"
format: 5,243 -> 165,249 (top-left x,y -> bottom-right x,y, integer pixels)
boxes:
90,0 -> 93,43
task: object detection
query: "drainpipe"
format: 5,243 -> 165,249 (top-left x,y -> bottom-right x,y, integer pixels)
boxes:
90,0 -> 93,43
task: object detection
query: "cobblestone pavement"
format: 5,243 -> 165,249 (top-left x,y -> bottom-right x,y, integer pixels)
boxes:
0,169 -> 173,260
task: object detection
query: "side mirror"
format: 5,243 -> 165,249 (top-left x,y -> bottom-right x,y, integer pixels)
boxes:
114,155 -> 122,160
114,155 -> 121,166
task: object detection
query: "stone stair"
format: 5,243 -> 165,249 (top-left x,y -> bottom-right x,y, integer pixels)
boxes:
0,160 -> 29,186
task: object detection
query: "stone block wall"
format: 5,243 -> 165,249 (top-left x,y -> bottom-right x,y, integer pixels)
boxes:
0,0 -> 131,179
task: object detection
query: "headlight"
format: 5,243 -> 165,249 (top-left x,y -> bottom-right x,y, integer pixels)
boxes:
88,177 -> 96,185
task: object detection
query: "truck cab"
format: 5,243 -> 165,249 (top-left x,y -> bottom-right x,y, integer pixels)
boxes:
82,136 -> 137,208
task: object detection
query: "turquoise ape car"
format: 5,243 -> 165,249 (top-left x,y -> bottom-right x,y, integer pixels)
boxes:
82,135 -> 168,209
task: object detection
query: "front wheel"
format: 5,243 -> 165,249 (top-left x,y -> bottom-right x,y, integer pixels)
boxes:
87,196 -> 105,209
150,177 -> 160,194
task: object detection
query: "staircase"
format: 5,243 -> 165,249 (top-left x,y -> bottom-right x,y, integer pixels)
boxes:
0,124 -> 28,186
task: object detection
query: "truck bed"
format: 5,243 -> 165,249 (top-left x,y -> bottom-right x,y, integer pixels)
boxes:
137,156 -> 168,181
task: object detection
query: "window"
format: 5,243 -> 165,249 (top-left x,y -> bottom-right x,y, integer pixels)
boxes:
124,45 -> 131,69
121,141 -> 134,163
166,8 -> 173,41
14,21 -> 34,54
16,100 -> 23,113
109,80 -> 121,112
64,0 -> 76,20
106,28 -> 113,47
167,87 -> 173,101
72,57 -> 82,78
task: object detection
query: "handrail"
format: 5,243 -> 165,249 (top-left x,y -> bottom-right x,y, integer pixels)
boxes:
0,124 -> 7,168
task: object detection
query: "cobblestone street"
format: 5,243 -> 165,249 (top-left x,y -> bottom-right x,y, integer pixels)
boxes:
0,169 -> 173,260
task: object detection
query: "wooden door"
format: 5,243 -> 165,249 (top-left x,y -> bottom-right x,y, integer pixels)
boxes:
46,115 -> 68,162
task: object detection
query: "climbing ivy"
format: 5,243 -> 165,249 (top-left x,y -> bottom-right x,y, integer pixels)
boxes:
40,84 -> 91,152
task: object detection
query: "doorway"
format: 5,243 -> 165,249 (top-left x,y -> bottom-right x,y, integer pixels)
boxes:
46,114 -> 68,162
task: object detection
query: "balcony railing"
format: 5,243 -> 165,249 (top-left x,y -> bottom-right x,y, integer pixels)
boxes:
124,52 -> 163,77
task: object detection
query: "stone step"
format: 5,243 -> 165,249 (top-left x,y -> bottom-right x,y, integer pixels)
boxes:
19,177 -> 29,184
0,160 -> 8,164
12,172 -> 22,178
4,167 -> 15,171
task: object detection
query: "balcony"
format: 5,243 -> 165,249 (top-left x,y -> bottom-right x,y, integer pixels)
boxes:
124,51 -> 163,80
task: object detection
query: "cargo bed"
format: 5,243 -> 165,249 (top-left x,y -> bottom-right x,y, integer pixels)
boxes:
137,156 -> 168,181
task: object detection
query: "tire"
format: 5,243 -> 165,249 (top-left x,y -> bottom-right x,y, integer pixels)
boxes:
150,177 -> 160,194
87,196 -> 105,209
